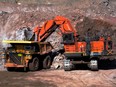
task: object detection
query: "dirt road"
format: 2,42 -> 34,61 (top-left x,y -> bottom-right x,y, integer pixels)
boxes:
0,69 -> 115,87
0,58 -> 115,87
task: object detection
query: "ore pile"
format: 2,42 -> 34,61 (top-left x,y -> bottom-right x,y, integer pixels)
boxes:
15,27 -> 33,41
45,29 -> 64,51
44,29 -> 65,69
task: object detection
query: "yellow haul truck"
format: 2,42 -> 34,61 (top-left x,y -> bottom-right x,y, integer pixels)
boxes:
2,40 -> 53,71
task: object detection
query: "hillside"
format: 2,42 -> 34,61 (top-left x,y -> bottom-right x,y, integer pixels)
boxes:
0,0 -> 116,53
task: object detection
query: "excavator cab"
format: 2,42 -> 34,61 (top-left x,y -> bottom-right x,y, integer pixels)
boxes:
62,33 -> 75,44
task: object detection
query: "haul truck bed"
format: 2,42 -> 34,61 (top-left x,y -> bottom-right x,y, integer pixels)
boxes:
3,40 -> 53,71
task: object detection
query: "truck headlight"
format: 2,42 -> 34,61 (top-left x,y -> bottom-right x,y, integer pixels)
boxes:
25,54 -> 32,60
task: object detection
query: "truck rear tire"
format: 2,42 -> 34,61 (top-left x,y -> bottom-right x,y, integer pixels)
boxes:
89,59 -> 98,71
43,55 -> 52,69
29,57 -> 39,71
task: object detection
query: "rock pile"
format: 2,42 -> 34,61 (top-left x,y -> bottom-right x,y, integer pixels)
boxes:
51,53 -> 65,69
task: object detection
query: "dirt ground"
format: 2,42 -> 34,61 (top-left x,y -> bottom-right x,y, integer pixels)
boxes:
0,60 -> 116,87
